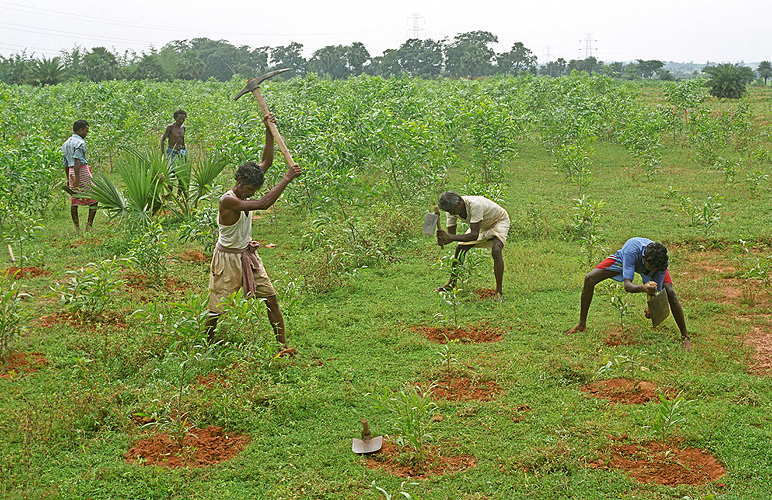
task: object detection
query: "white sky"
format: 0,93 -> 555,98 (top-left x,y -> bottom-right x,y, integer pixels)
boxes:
1,0 -> 770,64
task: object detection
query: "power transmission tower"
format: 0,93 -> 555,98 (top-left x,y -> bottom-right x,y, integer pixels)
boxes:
406,13 -> 425,39
581,33 -> 598,58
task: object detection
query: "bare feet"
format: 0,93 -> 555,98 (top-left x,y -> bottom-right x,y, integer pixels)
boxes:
493,293 -> 504,302
564,324 -> 586,335
682,337 -> 692,351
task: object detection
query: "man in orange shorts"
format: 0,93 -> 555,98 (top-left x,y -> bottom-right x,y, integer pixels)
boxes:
565,237 -> 691,350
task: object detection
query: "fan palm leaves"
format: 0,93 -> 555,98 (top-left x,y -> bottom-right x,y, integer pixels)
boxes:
81,148 -> 226,226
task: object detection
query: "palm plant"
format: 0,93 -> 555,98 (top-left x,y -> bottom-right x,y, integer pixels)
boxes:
32,56 -> 65,86
83,148 -> 226,226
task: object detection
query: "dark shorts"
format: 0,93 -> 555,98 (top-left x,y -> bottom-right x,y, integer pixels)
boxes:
596,257 -> 672,284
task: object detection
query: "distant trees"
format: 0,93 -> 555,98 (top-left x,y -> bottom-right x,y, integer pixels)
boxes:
758,61 -> 772,85
445,31 -> 498,78
0,33 -> 763,85
497,42 -> 537,76
704,63 -> 755,98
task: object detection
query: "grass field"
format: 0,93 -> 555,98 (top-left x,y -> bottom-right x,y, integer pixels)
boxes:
1,78 -> 772,499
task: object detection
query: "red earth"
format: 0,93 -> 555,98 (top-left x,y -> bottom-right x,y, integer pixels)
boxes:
0,351 -> 48,378
589,436 -> 726,486
179,250 -> 209,263
4,266 -> 51,279
429,373 -> 502,402
363,440 -> 475,479
582,378 -> 675,405
472,288 -> 497,300
412,324 -> 503,343
125,426 -> 250,468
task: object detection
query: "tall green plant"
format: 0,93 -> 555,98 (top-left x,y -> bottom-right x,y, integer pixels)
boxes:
368,384 -> 438,468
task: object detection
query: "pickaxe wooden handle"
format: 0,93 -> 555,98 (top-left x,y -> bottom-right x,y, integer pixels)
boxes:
234,69 -> 296,167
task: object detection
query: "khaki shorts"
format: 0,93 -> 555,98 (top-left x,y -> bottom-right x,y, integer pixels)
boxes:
208,248 -> 275,313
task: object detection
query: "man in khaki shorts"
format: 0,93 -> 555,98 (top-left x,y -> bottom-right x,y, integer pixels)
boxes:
205,115 -> 301,354
435,191 -> 510,301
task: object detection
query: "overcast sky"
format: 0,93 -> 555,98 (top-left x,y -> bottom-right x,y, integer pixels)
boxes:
2,0 -> 770,65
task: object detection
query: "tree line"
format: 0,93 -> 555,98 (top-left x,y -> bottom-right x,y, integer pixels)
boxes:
2,30 -> 771,87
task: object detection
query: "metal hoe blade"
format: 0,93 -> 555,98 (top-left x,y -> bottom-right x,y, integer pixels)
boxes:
648,290 -> 670,327
423,212 -> 439,235
352,435 -> 383,454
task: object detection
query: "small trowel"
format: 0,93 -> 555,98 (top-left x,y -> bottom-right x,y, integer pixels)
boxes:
351,418 -> 382,454
647,290 -> 670,328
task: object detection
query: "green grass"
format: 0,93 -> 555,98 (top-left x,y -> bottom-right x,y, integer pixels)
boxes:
2,84 -> 772,500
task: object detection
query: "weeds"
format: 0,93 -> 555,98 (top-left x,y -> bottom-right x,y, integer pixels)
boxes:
0,272 -> 29,363
371,480 -> 419,500
129,220 -> 170,281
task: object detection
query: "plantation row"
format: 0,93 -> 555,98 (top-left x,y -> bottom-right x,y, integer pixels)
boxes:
2,74 -> 772,498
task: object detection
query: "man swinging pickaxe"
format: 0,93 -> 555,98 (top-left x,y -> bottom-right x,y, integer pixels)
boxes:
234,68 -> 297,169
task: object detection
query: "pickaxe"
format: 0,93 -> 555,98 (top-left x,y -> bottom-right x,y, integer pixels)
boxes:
234,68 -> 295,167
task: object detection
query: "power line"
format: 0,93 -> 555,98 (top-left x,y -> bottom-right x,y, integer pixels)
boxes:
406,13 -> 425,39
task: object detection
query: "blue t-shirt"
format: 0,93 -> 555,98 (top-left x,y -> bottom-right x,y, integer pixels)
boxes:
613,237 -> 667,291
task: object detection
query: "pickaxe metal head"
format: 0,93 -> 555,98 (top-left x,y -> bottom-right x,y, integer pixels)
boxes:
234,68 -> 290,101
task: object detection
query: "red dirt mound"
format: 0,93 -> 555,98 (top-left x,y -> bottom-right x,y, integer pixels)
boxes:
126,426 -> 250,468
412,324 -> 503,343
4,266 -> 50,279
472,288 -> 497,300
583,378 -> 673,405
364,440 -> 475,478
1,351 -> 48,378
429,374 -> 502,402
180,250 -> 208,263
590,437 -> 725,486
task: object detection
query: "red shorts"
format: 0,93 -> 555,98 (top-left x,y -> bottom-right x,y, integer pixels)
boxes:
596,257 -> 672,284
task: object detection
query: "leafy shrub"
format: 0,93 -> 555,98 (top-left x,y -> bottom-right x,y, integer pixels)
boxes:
52,256 -> 132,320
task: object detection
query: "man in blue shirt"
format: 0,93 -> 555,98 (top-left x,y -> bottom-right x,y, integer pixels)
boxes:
565,237 -> 691,349
62,120 -> 97,231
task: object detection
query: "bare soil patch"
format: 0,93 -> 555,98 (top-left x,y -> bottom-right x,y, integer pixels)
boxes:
1,351 -> 48,378
179,250 -> 208,263
4,266 -> 51,279
123,271 -> 189,295
472,288 -> 497,300
364,440 -> 475,479
603,327 -> 637,347
36,311 -> 129,330
583,378 -> 671,405
589,437 -> 725,486
743,324 -> 772,374
429,373 -> 502,402
125,426 -> 250,468
412,324 -> 503,343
